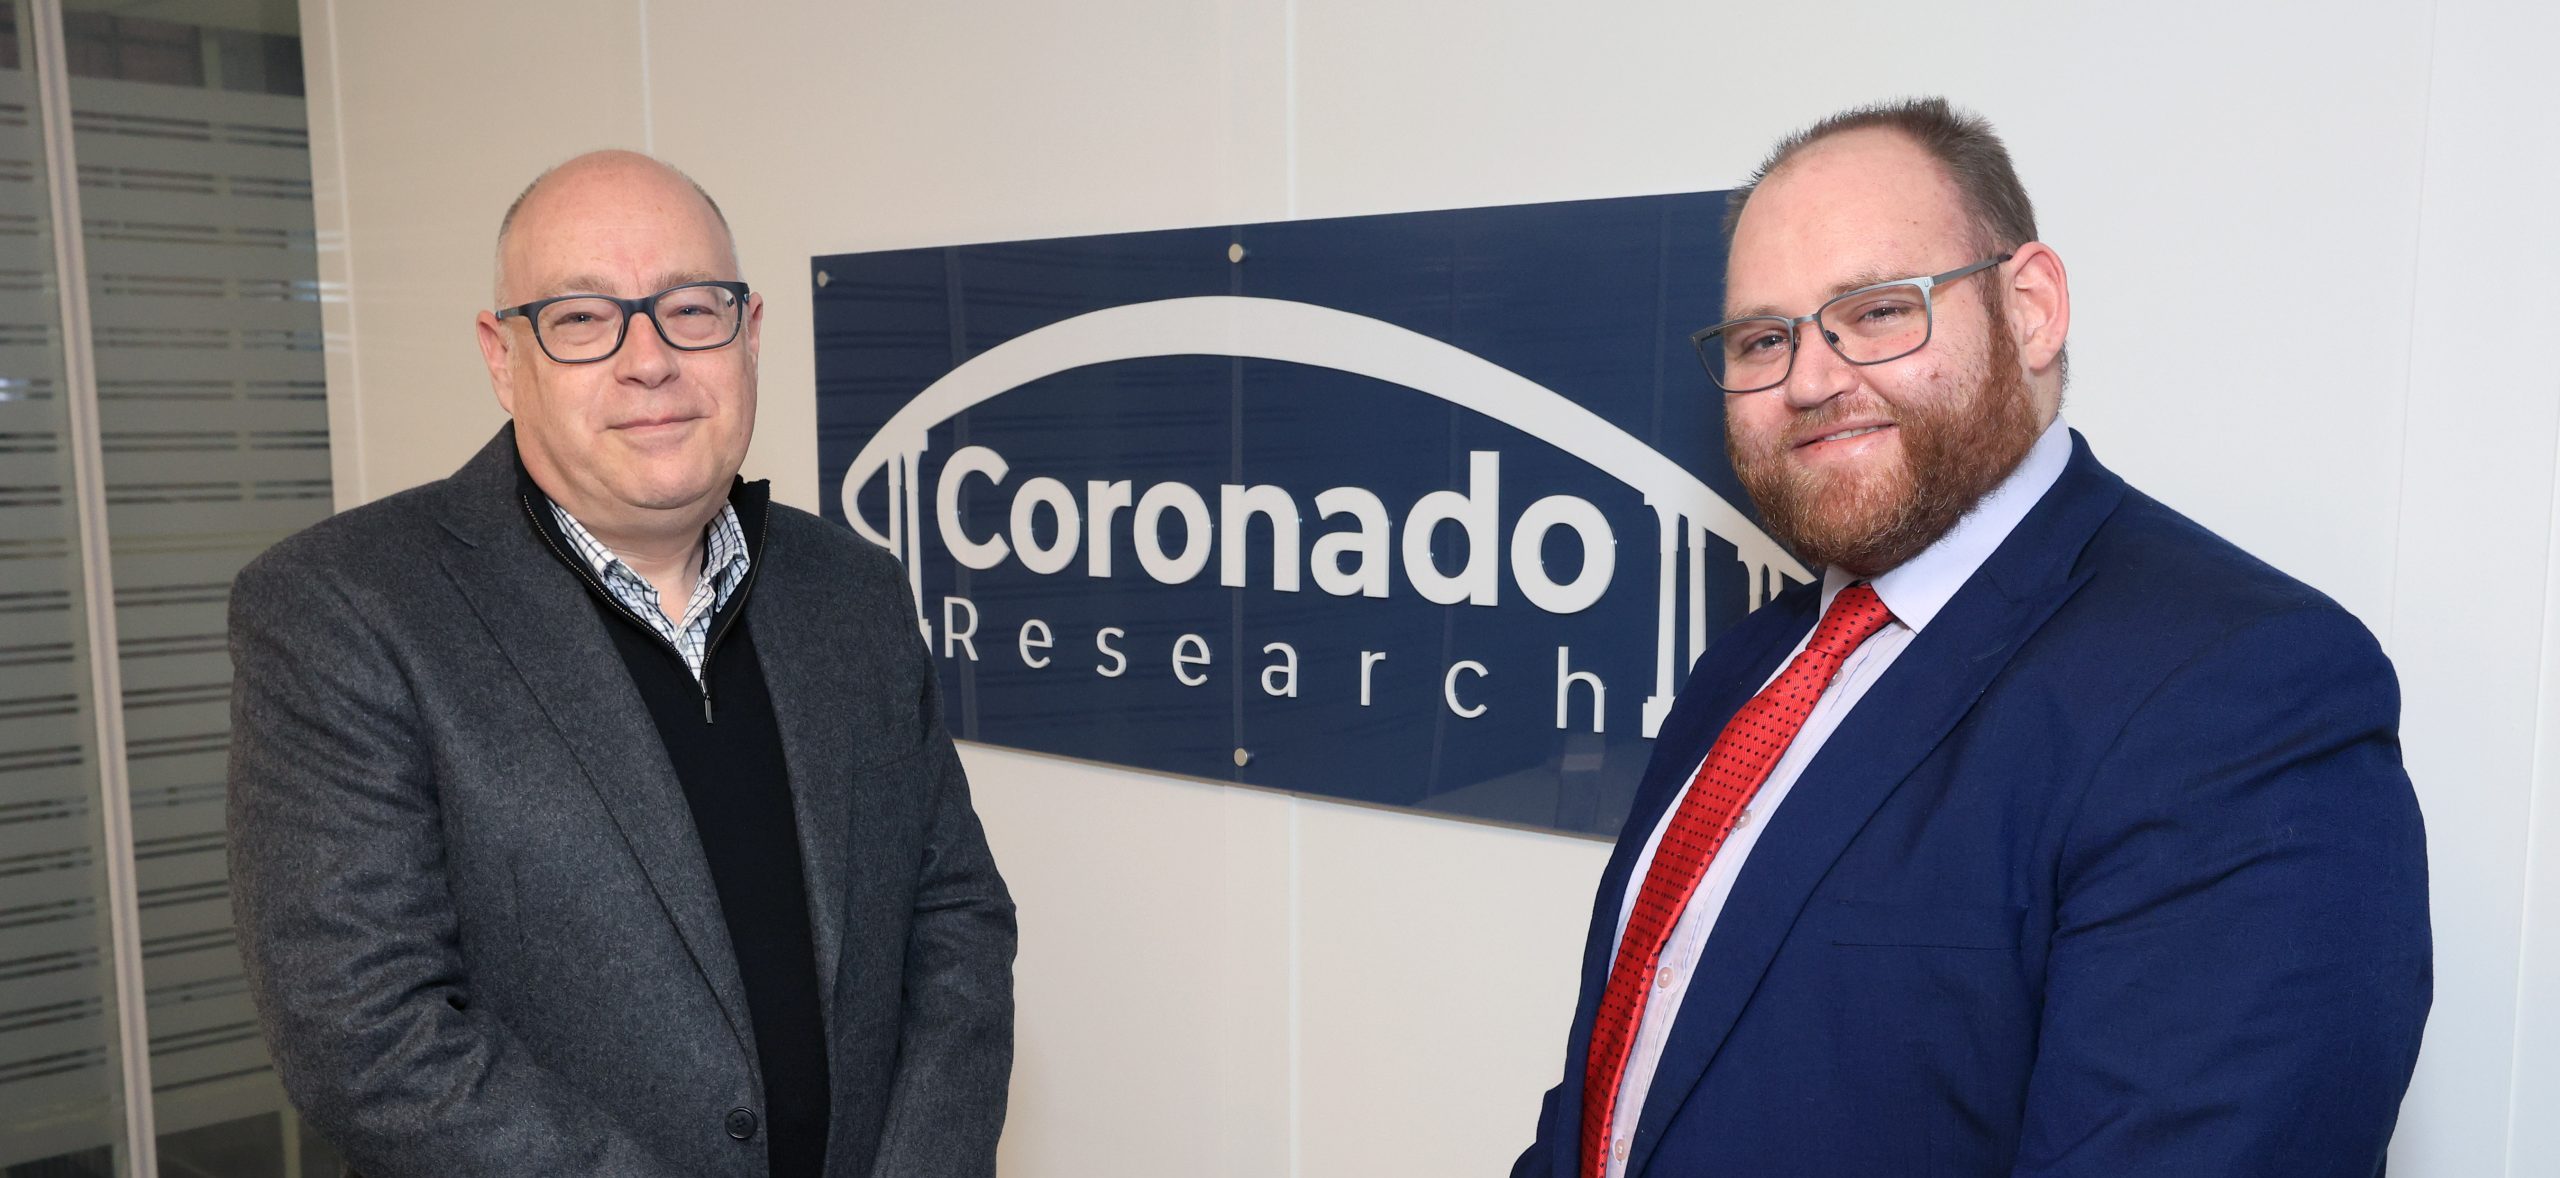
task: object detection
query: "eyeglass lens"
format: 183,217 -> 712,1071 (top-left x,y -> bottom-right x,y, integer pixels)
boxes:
1705,281 -> 1933,392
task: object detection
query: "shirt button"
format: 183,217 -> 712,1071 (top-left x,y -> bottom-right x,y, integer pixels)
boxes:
1614,1137 -> 1629,1161
724,1107 -> 758,1140
1655,965 -> 1676,990
1731,808 -> 1752,831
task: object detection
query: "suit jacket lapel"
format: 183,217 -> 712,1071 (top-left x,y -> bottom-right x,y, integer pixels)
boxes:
1544,591 -> 1815,1177
736,507 -> 853,1026
1623,432 -> 2127,1178
429,426 -> 760,1062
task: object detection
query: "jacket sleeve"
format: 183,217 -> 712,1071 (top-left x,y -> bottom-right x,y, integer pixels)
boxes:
225,555 -> 688,1178
2011,604 -> 2432,1176
866,642 -> 1018,1178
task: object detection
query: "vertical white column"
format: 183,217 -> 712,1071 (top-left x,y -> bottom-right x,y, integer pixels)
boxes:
281,1106 -> 304,1178
1642,504 -> 1678,736
302,0 -> 366,509
1650,507 -> 1675,698
1685,520 -> 1706,670
903,446 -> 926,619
884,447 -> 905,558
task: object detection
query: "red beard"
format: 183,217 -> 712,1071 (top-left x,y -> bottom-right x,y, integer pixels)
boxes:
1726,303 -> 2043,578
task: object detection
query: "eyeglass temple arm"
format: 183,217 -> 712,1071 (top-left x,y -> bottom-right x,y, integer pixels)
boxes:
1919,252 -> 2014,290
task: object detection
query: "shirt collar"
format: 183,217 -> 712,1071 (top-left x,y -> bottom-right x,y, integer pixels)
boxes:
700,504 -> 751,591
549,499 -> 752,599
1819,415 -> 2073,632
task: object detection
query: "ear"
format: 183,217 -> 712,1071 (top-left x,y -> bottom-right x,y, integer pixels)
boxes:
741,290 -> 765,358
2000,242 -> 2069,378
476,310 -> 520,415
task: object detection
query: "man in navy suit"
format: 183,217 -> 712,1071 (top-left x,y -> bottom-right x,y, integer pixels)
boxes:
1515,98 -> 2431,1177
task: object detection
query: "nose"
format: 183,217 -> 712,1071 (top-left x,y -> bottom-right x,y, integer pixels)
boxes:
612,308 -> 681,388
1780,322 -> 1854,410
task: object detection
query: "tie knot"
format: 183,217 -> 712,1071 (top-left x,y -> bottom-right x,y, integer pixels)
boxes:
1809,582 -> 1894,657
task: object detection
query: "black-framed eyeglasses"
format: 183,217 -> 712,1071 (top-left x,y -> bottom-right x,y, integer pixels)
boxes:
1690,254 -> 2011,394
494,280 -> 752,364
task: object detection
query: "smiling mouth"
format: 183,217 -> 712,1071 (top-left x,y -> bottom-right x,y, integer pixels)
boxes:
1798,423 -> 1893,448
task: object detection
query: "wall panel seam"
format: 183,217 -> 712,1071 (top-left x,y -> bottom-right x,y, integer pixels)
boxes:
2379,0 -> 2444,653
2505,407 -> 2560,1175
1287,797 -> 1302,1178
639,0 -> 653,154
1282,0 -> 1298,220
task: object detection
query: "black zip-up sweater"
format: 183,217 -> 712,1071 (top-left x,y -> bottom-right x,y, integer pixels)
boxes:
521,469 -> 830,1177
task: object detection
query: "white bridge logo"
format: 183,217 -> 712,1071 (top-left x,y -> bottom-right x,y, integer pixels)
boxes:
838,295 -> 1811,737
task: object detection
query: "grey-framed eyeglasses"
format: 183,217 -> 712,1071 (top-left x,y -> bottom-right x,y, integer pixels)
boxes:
1690,254 -> 2011,394
494,280 -> 752,364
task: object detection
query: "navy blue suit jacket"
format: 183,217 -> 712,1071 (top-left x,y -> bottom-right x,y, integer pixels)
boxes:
1516,434 -> 2431,1177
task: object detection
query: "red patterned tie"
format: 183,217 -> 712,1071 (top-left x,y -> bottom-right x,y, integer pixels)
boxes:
1579,582 -> 1893,1177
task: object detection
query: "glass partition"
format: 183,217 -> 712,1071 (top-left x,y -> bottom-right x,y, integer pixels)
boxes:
0,1 -> 339,1173
0,0 -> 126,1171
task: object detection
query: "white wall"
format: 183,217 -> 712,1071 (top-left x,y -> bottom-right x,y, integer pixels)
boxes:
299,1 -> 2560,1173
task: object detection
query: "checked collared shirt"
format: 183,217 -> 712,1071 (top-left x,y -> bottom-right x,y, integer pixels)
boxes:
547,501 -> 751,682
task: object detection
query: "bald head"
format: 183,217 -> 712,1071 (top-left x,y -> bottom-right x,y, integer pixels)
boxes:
493,150 -> 737,306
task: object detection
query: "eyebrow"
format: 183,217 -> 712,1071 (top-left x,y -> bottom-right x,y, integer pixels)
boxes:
1725,265 -> 1927,320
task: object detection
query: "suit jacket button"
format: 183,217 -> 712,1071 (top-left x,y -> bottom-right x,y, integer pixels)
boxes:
725,1107 -> 758,1140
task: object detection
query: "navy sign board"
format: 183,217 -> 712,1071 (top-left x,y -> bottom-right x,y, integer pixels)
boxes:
815,192 -> 1811,838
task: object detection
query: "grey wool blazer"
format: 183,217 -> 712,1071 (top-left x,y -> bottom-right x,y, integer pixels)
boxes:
226,425 -> 1015,1178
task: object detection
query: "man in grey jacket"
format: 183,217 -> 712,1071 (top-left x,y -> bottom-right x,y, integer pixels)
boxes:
226,150 -> 1014,1177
